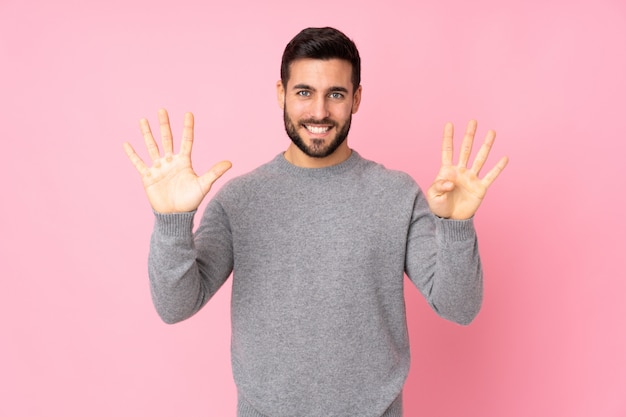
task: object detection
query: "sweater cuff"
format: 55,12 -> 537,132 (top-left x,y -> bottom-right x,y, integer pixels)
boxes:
153,210 -> 197,236
436,216 -> 476,241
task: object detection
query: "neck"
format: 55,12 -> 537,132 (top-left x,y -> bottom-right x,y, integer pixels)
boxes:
283,143 -> 352,168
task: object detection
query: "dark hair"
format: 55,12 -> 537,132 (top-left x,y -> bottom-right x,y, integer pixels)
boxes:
280,27 -> 361,91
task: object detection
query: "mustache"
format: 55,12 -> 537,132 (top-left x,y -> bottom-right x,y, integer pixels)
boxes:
299,118 -> 337,126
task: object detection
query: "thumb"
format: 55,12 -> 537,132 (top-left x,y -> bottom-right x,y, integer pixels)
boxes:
198,160 -> 233,193
429,179 -> 455,197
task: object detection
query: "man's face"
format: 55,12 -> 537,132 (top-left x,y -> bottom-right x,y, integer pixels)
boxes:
278,58 -> 361,159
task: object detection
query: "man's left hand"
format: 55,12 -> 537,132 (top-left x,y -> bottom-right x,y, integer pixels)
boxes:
427,120 -> 509,220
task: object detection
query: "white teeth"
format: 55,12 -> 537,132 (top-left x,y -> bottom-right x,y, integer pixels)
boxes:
305,125 -> 330,134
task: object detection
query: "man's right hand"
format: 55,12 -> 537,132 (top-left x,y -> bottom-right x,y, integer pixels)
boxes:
123,109 -> 232,213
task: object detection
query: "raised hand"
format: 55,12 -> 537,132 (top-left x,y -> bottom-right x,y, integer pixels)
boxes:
427,120 -> 508,220
123,109 -> 232,213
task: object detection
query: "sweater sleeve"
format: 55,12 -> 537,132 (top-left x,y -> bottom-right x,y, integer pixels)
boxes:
404,191 -> 483,325
148,200 -> 234,324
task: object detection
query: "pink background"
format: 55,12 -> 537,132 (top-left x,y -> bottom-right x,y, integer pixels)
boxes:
2,0 -> 625,415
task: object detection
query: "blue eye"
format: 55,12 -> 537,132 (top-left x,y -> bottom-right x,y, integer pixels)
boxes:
329,92 -> 344,99
297,91 -> 311,97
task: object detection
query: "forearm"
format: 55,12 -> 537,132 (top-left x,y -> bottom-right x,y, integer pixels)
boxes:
429,218 -> 483,325
148,211 -> 205,323
148,208 -> 232,324
406,213 -> 483,326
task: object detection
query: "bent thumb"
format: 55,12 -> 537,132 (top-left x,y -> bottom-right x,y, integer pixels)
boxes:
199,160 -> 233,193
429,179 -> 455,197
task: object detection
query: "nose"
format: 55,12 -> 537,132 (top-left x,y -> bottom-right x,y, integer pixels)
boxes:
309,96 -> 330,120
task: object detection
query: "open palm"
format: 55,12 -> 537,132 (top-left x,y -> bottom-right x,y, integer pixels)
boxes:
123,109 -> 232,213
427,120 -> 508,220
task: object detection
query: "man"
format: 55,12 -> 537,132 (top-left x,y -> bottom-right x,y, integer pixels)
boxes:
123,27 -> 508,417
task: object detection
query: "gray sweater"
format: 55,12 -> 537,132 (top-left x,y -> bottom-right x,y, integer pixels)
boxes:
149,151 -> 483,417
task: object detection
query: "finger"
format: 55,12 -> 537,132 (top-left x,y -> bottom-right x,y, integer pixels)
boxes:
140,117 -> 161,161
458,120 -> 477,167
123,142 -> 148,176
180,112 -> 195,156
470,129 -> 496,175
158,108 -> 174,156
481,156 -> 509,188
429,178 -> 455,197
442,122 -> 454,166
198,160 -> 233,193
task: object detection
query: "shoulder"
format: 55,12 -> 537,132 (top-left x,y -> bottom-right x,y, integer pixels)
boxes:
354,153 -> 419,193
212,154 -> 283,202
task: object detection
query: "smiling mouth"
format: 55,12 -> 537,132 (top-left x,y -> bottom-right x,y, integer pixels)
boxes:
304,125 -> 331,134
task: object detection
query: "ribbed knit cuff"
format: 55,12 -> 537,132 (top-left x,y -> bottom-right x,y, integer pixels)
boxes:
236,398 -> 267,417
153,210 -> 196,236
236,392 -> 403,417
436,216 -> 477,241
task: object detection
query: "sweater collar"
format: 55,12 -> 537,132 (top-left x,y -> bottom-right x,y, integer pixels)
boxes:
273,150 -> 362,178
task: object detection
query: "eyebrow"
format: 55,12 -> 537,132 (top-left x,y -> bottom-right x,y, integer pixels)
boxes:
292,84 -> 350,93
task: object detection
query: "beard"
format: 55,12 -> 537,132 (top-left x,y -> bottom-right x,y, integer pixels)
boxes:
283,107 -> 352,158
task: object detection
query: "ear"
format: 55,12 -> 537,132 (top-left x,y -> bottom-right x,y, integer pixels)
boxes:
351,85 -> 362,114
276,80 -> 285,110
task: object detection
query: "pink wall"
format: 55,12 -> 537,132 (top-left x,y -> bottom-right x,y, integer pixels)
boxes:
2,0 -> 625,415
